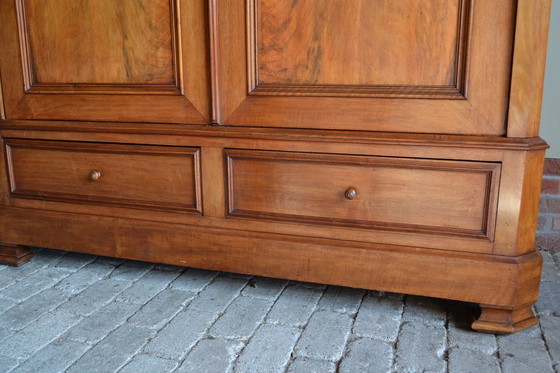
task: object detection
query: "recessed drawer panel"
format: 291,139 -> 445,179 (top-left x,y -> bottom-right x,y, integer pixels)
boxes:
5,139 -> 201,213
226,150 -> 501,239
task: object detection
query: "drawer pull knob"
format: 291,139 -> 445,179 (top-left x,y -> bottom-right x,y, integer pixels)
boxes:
88,170 -> 102,181
344,188 -> 357,200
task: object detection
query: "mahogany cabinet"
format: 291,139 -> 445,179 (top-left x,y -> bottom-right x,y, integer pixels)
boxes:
0,0 -> 552,333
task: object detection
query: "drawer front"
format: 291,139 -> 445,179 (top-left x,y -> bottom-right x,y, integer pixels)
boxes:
5,139 -> 201,213
226,150 -> 501,240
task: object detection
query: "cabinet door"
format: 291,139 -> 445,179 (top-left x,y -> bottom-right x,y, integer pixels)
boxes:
216,0 -> 516,135
0,0 -> 210,124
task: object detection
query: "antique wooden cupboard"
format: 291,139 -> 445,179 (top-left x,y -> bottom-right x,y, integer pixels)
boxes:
0,0 -> 552,333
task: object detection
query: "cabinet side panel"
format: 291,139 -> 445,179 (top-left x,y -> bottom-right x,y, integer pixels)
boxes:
508,0 -> 552,137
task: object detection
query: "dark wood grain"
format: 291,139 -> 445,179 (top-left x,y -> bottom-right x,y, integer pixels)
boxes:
24,0 -> 175,85
256,0 -> 463,87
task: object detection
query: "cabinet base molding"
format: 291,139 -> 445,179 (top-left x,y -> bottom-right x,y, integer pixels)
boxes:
0,206 -> 542,334
0,244 -> 34,266
472,305 -> 540,334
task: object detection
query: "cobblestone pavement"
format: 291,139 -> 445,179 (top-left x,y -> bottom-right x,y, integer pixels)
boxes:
0,248 -> 559,373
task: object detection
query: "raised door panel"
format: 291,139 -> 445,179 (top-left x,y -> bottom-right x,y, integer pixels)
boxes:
0,0 -> 210,124
217,0 -> 516,134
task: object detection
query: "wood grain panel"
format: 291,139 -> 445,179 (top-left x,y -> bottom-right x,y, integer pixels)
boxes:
507,0 -> 552,137
5,139 -> 202,213
218,0 -> 515,134
227,150 -> 500,239
0,0 -> 210,123
23,0 -> 176,86
253,0 -> 467,97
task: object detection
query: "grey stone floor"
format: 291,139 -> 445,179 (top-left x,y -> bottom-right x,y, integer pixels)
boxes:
0,248 -> 559,373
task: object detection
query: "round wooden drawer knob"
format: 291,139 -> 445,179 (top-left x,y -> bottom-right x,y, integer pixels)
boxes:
344,188 -> 357,200
88,170 -> 102,181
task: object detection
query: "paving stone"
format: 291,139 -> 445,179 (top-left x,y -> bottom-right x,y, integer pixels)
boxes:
294,310 -> 353,360
170,268 -> 218,292
541,316 -> 560,365
542,251 -> 560,281
241,276 -> 288,300
188,277 -> 248,313
293,281 -> 327,290
114,269 -> 180,304
317,286 -> 365,315
0,250 -> 64,289
0,327 -> 14,343
536,281 -> 560,316
338,338 -> 393,373
0,250 -> 65,290
233,324 -> 301,373
448,347 -> 500,373
353,293 -> 403,342
498,331 -> 554,373
129,288 -> 195,330
0,311 -> 82,360
49,252 -> 97,272
266,285 -> 323,327
94,256 -> 125,266
0,297 -> 15,313
154,263 -> 185,272
108,260 -> 153,281
394,322 -> 446,373
286,357 -> 336,373
403,295 -> 447,326
0,288 -> 69,331
177,338 -> 244,373
56,278 -> 131,316
119,354 -> 179,373
0,268 -> 69,302
67,324 -> 155,373
54,261 -> 115,295
209,296 -> 273,339
448,322 -> 497,355
143,307 -> 218,360
65,301 -> 140,344
12,338 -> 89,373
0,354 -> 19,372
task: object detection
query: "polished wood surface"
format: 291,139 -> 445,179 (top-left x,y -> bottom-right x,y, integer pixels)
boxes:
0,0 -> 210,123
5,139 -> 201,213
26,0 -> 175,85
227,149 -> 500,239
256,0 -> 463,87
219,0 -> 515,134
508,0 -> 553,137
0,0 -> 551,334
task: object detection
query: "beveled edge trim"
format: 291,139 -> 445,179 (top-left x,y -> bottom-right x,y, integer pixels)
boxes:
0,120 -> 549,152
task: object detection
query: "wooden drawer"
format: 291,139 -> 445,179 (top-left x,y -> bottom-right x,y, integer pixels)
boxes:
5,139 -> 201,213
226,150 -> 501,240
